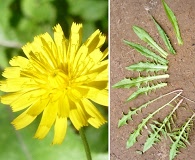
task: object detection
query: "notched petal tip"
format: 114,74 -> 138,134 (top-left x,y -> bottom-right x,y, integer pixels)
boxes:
34,125 -> 50,139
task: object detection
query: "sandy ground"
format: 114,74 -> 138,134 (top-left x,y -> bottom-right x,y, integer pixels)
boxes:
110,0 -> 195,159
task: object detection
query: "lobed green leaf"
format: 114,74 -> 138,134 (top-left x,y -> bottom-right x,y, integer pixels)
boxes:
126,62 -> 168,72
127,83 -> 167,102
126,92 -> 182,149
118,90 -> 183,128
143,99 -> 183,152
169,113 -> 195,160
162,0 -> 183,45
133,26 -> 168,58
112,74 -> 169,89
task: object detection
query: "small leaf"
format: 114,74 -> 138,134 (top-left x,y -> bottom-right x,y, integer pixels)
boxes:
126,62 -> 168,72
127,83 -> 167,102
118,102 -> 152,128
112,74 -> 169,89
162,0 -> 183,45
169,113 -> 195,160
124,40 -> 168,65
133,26 -> 168,58
126,92 -> 182,149
152,16 -> 176,54
118,90 -> 183,128
143,99 -> 183,152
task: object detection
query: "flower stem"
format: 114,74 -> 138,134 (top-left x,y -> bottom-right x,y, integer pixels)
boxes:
79,127 -> 92,160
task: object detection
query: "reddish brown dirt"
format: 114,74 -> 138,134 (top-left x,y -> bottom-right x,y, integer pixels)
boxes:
110,0 -> 195,160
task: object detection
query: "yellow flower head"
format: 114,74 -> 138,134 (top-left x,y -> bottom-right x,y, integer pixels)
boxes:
0,23 -> 108,144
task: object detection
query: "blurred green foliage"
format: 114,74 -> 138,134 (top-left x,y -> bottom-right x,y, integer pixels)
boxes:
0,0 -> 108,159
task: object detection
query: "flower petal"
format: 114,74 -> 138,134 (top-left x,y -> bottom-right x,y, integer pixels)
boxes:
84,30 -> 106,53
82,99 -> 106,128
12,108 -> 37,130
34,100 -> 58,139
87,89 -> 108,106
69,101 -> 88,130
53,116 -> 67,144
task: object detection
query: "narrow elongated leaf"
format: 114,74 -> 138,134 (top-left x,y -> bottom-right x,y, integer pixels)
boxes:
124,40 -> 168,65
112,74 -> 169,89
126,92 -> 182,148
152,17 -> 176,54
169,113 -> 195,160
162,0 -> 183,45
133,26 -> 168,58
126,62 -> 168,72
127,83 -> 167,102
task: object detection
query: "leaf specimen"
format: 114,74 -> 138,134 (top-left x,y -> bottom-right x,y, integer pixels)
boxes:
112,74 -> 169,89
113,1 -> 191,159
133,26 -> 168,58
126,83 -> 167,102
126,91 -> 182,148
152,16 -> 176,54
123,40 -> 168,65
126,62 -> 168,72
118,89 -> 183,128
169,113 -> 195,160
162,0 -> 183,45
143,99 -> 183,152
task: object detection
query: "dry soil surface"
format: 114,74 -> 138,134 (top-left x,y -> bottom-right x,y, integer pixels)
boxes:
110,0 -> 195,160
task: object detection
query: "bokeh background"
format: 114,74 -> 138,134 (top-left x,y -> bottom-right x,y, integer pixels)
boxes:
0,0 -> 108,159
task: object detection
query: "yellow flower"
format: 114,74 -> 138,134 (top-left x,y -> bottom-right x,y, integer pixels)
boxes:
0,23 -> 108,144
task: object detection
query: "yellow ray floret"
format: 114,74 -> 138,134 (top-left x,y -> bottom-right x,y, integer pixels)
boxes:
0,22 -> 108,144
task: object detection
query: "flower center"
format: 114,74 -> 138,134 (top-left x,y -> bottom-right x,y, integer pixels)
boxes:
47,69 -> 69,89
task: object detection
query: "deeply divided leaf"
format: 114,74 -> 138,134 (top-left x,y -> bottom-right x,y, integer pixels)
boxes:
112,74 -> 169,89
127,83 -> 167,102
152,16 -> 176,54
132,26 -> 168,58
162,0 -> 183,45
124,40 -> 168,65
143,99 -> 183,152
118,99 -> 155,128
126,62 -> 168,72
126,92 -> 182,149
169,113 -> 195,160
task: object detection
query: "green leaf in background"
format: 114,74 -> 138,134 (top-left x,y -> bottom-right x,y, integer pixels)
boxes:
152,16 -> 176,54
162,0 -> 183,45
0,104 -> 108,160
67,0 -> 108,21
133,26 -> 168,58
21,0 -> 56,23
